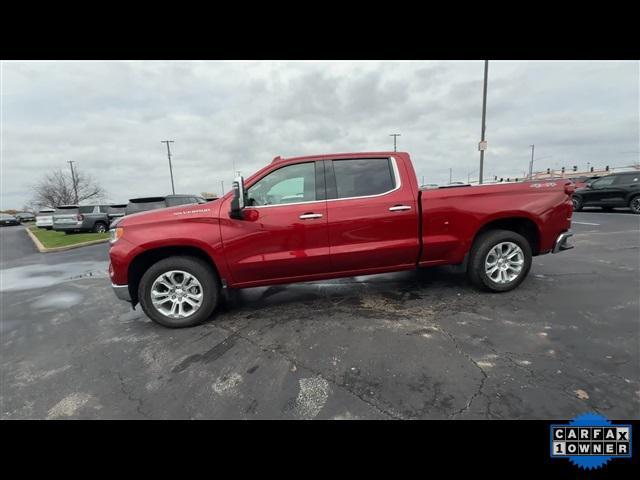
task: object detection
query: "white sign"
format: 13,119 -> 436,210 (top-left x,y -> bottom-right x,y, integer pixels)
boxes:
478,141 -> 488,151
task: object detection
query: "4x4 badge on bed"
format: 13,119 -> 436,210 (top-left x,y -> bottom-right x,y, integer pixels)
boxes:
550,413 -> 632,470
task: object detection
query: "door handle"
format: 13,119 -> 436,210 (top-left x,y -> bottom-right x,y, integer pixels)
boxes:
299,213 -> 323,219
389,205 -> 411,211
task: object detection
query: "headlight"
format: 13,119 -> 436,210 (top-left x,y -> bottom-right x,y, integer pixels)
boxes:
109,227 -> 124,244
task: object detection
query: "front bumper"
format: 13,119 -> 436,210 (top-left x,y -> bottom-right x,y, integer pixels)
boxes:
552,231 -> 574,253
112,283 -> 131,302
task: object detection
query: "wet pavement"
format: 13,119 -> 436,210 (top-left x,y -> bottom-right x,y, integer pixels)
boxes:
1,213 -> 639,419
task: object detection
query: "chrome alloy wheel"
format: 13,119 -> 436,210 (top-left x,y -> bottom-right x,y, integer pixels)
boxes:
484,242 -> 525,284
631,196 -> 640,214
150,270 -> 203,319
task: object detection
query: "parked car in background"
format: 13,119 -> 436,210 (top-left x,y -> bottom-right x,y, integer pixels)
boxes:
106,204 -> 127,225
109,151 -> 574,328
15,212 -> 36,222
53,205 -> 111,233
124,195 -> 206,216
0,213 -> 20,226
572,171 -> 640,213
36,208 -> 55,229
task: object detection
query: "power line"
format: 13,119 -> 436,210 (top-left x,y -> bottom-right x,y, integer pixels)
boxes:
161,140 -> 176,195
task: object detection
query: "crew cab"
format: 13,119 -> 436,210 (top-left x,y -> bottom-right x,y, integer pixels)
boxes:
109,152 -> 575,328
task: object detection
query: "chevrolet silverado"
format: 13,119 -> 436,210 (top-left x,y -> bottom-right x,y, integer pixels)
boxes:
109,152 -> 575,327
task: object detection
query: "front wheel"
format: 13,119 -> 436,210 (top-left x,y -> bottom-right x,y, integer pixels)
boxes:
467,229 -> 532,292
138,256 -> 220,328
572,196 -> 583,211
630,196 -> 640,214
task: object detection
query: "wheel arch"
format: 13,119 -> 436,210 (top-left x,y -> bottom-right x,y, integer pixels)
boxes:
472,216 -> 541,256
127,245 -> 221,307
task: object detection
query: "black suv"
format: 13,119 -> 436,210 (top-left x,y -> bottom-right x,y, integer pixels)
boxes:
125,195 -> 206,216
573,171 -> 640,213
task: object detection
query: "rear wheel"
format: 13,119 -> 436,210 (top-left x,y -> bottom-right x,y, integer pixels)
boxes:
630,196 -> 640,214
572,196 -> 583,211
93,222 -> 107,233
467,229 -> 532,292
138,256 -> 220,328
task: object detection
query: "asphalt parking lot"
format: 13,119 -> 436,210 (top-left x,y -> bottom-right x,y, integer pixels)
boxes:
1,210 -> 639,420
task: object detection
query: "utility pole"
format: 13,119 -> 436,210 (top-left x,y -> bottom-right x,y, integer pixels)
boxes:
67,160 -> 79,204
161,140 -> 176,195
449,168 -> 452,184
478,60 -> 489,184
220,180 -> 225,195
528,144 -> 535,179
389,133 -> 401,152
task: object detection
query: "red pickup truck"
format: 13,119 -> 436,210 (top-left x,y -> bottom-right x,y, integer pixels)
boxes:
109,152 -> 574,328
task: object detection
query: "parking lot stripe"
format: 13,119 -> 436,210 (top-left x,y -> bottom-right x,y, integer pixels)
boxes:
572,221 -> 601,226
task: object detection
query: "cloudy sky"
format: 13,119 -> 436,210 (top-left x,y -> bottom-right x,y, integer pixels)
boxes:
1,60 -> 638,209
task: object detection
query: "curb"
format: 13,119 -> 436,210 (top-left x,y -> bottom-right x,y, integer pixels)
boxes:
25,227 -> 109,253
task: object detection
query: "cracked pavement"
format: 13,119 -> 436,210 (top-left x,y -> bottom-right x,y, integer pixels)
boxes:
1,210 -> 639,419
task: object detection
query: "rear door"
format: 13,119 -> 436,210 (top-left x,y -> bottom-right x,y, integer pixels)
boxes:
325,157 -> 419,272
222,160 -> 330,284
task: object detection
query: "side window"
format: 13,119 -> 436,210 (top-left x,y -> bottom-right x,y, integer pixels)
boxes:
613,174 -> 638,185
592,176 -> 615,188
332,158 -> 395,198
99,205 -> 109,213
79,206 -> 96,214
247,162 -> 316,206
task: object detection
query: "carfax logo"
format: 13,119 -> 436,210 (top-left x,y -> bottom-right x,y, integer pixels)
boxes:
550,413 -> 632,470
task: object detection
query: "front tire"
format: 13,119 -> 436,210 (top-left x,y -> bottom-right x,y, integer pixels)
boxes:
467,229 -> 532,292
138,256 -> 220,328
630,195 -> 640,214
572,196 -> 583,211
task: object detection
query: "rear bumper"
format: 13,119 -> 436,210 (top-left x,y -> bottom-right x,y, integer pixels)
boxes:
112,283 -> 131,302
552,231 -> 574,253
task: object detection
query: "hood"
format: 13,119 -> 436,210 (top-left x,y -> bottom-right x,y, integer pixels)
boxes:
117,198 -> 222,228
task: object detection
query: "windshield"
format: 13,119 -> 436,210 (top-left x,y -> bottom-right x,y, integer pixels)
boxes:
55,206 -> 79,214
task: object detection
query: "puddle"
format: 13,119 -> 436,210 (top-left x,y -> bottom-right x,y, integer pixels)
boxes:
0,261 -> 108,292
32,291 -> 84,310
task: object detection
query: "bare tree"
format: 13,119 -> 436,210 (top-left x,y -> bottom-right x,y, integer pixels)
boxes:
31,167 -> 106,208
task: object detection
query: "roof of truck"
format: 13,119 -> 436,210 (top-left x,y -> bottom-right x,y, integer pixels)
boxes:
272,151 -> 403,163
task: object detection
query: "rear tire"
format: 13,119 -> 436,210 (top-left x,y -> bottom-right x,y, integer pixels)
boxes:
572,196 -> 583,211
138,256 -> 220,328
93,222 -> 107,233
630,195 -> 640,214
467,229 -> 532,292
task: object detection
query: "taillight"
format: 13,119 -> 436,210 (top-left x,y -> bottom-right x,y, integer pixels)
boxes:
76,214 -> 84,221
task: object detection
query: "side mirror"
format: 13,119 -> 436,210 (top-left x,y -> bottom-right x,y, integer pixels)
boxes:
229,176 -> 245,220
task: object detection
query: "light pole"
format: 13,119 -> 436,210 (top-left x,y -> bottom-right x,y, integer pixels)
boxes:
528,144 -> 535,179
389,133 -> 401,152
67,160 -> 79,204
161,140 -> 176,194
478,60 -> 489,184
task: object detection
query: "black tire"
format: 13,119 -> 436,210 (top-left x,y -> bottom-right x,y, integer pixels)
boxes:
138,256 -> 220,328
629,195 -> 640,214
93,222 -> 107,233
572,196 -> 583,211
467,229 -> 533,292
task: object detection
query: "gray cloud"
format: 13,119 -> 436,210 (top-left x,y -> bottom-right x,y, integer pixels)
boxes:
1,60 -> 638,209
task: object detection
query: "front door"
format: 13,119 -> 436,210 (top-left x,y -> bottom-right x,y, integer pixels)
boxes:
583,175 -> 617,206
221,161 -> 330,285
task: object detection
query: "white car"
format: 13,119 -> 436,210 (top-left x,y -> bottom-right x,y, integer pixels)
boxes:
36,208 -> 55,229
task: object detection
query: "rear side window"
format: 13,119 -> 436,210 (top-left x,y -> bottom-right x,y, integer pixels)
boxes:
613,174 -> 639,185
166,197 -> 195,207
332,158 -> 395,198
